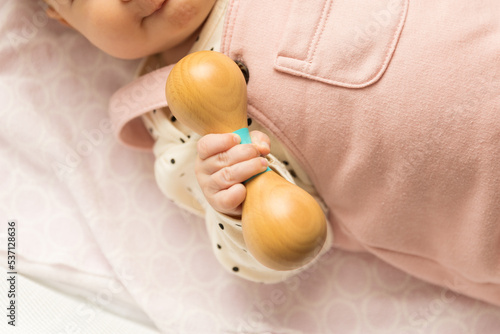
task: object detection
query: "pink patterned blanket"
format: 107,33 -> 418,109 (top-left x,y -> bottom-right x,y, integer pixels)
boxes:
0,2 -> 499,333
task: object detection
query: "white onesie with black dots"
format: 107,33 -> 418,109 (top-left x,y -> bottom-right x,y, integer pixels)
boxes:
141,0 -> 333,283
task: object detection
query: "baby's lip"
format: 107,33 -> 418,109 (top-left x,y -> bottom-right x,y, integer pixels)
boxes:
154,0 -> 167,12
146,0 -> 167,17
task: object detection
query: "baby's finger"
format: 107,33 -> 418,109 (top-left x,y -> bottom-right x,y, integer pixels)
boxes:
210,157 -> 269,191
202,143 -> 263,175
197,133 -> 241,160
210,183 -> 246,216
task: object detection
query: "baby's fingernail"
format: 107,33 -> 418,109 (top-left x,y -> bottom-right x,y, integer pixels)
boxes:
260,158 -> 269,166
260,142 -> 270,151
233,134 -> 241,144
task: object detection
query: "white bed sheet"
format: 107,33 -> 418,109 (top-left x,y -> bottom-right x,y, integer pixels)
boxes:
1,2 -> 500,333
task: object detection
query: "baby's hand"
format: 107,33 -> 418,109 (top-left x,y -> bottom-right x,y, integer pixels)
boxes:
195,131 -> 271,217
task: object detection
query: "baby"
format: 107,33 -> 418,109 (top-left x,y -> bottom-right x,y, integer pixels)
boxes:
43,0 -> 500,306
43,0 -> 333,283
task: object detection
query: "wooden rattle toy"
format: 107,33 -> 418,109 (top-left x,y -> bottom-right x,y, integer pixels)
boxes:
165,51 -> 327,270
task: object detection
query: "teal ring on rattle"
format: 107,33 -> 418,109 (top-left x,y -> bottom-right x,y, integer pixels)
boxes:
233,127 -> 272,183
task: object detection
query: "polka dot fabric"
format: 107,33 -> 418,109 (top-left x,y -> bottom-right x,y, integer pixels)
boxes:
1,2 -> 499,333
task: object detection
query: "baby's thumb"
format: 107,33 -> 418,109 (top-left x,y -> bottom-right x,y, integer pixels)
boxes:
250,130 -> 271,155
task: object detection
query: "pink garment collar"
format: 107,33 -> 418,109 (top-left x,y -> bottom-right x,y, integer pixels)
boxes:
108,65 -> 174,151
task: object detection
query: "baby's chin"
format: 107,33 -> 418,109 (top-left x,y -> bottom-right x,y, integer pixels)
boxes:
101,46 -> 152,60
90,40 -> 156,60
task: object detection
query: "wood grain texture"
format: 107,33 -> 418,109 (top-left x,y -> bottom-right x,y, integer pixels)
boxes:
244,171 -> 327,270
166,51 -> 248,135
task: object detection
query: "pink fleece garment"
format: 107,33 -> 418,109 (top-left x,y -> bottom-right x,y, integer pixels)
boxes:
109,0 -> 500,306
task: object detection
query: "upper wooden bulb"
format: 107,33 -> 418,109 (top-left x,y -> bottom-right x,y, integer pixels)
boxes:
165,51 -> 249,135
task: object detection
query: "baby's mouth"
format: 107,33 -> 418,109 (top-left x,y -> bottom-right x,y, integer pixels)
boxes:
146,0 -> 167,18
153,0 -> 167,14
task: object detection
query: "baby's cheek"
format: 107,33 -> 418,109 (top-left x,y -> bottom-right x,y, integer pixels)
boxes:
83,17 -> 147,59
169,3 -> 199,28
